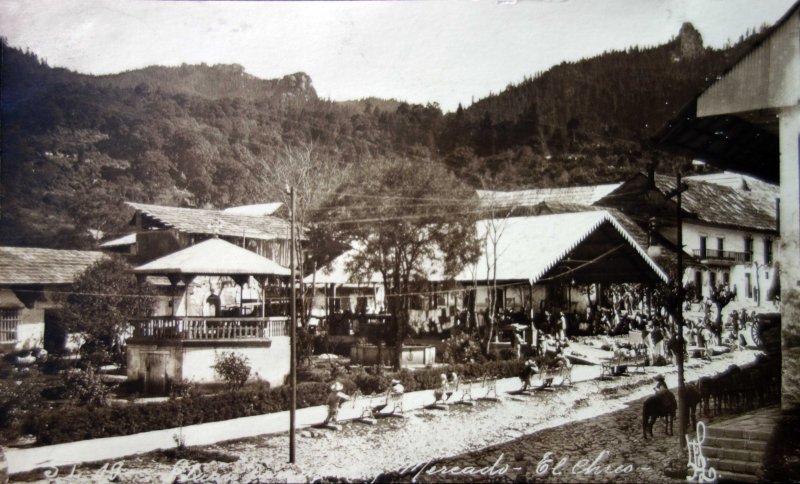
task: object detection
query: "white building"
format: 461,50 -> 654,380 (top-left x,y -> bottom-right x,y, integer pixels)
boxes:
597,171 -> 779,308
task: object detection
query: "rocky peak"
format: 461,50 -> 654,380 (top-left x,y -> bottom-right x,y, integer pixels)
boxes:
677,22 -> 704,60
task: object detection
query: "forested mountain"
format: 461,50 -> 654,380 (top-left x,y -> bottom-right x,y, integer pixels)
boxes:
0,24 -> 764,249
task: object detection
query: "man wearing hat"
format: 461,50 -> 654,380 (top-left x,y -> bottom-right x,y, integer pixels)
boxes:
323,381 -> 350,425
653,374 -> 668,393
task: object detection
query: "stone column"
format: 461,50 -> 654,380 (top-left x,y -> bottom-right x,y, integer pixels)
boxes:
780,104 -> 800,410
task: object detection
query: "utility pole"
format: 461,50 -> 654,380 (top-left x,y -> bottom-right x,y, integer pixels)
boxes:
670,173 -> 689,448
289,186 -> 297,463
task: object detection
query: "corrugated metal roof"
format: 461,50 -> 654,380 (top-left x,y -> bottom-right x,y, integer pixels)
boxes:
0,247 -> 107,285
134,238 -> 290,276
450,211 -> 667,283
100,233 -> 136,248
655,174 -> 776,232
223,202 -> 283,216
127,202 -> 292,241
477,184 -> 621,209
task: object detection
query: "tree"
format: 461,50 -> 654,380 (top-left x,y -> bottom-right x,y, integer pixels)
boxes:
259,143 -> 350,365
469,179 -> 518,353
57,257 -> 156,367
326,157 -> 481,369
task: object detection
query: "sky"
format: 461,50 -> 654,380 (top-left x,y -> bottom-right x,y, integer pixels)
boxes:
0,0 -> 796,112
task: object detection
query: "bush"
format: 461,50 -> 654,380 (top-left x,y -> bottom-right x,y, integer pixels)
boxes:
22,358 -> 527,445
63,368 -> 113,407
441,333 -> 484,364
212,352 -> 251,390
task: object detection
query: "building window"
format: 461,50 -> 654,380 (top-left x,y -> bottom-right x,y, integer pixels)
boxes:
709,272 -> 717,290
700,236 -> 707,258
745,273 -> 752,298
764,239 -> 773,265
722,272 -> 730,287
0,309 -> 19,343
744,236 -> 753,262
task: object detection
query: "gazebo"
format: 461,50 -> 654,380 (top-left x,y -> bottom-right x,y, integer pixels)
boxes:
127,238 -> 291,394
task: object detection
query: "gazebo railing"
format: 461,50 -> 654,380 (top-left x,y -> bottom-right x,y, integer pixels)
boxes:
130,316 -> 289,340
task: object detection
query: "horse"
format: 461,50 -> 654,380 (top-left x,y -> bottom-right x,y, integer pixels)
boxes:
643,389 -> 677,439
696,376 -> 716,416
681,383 -> 701,428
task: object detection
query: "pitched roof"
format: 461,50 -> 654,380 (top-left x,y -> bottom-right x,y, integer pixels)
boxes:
0,247 -> 107,285
654,174 -> 776,232
303,248 -> 383,285
477,184 -> 621,209
126,202 -> 292,241
449,211 -> 668,284
134,238 -> 290,277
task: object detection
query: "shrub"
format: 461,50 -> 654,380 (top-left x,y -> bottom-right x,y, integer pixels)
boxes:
63,368 -> 113,407
22,358 -> 527,445
212,352 -> 251,390
352,371 -> 388,396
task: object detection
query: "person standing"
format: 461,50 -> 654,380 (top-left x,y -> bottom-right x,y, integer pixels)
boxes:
323,381 -> 350,425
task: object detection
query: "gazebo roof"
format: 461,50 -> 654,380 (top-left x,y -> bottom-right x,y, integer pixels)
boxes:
134,238 -> 290,277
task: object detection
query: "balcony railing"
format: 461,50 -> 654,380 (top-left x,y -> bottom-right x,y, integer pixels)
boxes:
692,249 -> 752,263
130,316 -> 289,341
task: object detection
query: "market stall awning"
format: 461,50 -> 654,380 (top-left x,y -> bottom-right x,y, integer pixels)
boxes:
134,238 -> 290,277
452,211 -> 668,285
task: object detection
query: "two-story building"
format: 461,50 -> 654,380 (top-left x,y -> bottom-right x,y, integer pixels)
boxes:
596,170 -> 779,307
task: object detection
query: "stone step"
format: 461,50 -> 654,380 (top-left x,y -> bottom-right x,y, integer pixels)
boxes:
703,435 -> 768,451
713,469 -> 760,483
702,445 -> 763,462
706,457 -> 762,475
705,426 -> 772,441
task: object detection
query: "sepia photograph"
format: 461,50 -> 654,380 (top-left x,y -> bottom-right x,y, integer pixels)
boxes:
0,0 -> 798,482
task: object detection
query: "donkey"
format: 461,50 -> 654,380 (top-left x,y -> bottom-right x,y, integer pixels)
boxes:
643,389 -> 677,439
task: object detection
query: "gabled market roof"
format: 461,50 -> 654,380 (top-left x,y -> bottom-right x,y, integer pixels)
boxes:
134,238 -> 290,277
452,211 -> 668,284
0,247 -> 107,285
126,202 -> 293,241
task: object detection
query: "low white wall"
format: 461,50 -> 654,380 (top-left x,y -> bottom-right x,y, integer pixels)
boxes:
182,337 -> 290,387
14,322 -> 44,351
127,337 -> 291,389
